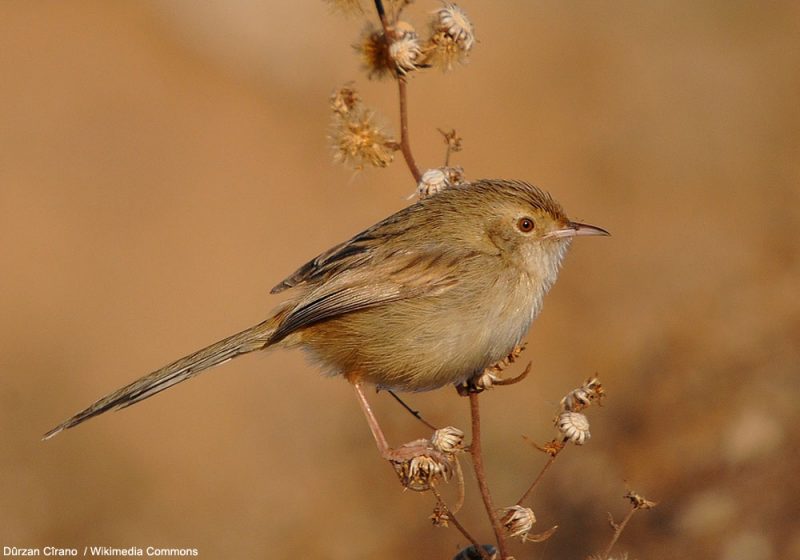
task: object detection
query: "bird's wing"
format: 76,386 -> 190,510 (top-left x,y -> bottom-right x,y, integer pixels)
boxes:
269,248 -> 481,343
270,205 -> 417,294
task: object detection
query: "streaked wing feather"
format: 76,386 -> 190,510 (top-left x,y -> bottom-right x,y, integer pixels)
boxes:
269,250 -> 468,343
270,206 -> 416,294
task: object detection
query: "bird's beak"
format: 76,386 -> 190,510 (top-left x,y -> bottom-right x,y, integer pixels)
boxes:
545,221 -> 610,239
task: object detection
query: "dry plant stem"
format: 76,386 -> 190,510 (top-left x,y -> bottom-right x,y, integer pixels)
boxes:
452,457 -> 466,514
373,0 -> 389,28
469,393 -> 510,559
600,506 -> 637,560
443,136 -> 452,166
396,78 -> 422,182
373,0 -> 422,183
387,390 -> 438,430
430,486 -> 490,560
517,451 -> 560,506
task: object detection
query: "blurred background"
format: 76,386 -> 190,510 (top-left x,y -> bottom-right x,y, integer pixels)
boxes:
1,1 -> 798,558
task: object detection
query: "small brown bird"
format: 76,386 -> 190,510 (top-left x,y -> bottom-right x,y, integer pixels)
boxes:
44,180 -> 608,460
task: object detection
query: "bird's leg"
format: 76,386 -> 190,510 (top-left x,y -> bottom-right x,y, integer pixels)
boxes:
351,378 -> 391,456
351,379 -> 454,491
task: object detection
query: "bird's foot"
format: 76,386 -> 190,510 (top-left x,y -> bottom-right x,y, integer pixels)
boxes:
456,345 -> 531,396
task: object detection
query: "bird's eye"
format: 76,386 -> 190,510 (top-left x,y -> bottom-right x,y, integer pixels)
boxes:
517,217 -> 535,233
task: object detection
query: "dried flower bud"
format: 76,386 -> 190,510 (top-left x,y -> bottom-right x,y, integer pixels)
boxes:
330,106 -> 396,170
556,411 -> 591,445
499,505 -> 536,539
530,438 -> 565,457
430,502 -> 450,528
560,376 -> 605,412
431,426 -> 465,454
439,128 -> 464,154
624,491 -> 657,510
329,85 -> 360,116
423,2 -> 475,71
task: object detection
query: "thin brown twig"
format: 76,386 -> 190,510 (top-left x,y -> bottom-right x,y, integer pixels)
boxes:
430,485 -> 490,560
517,453 -> 558,506
452,456 -> 466,514
373,0 -> 389,28
437,128 -> 462,167
600,506 -> 637,560
397,78 -> 422,182
469,392 -> 510,559
373,0 -> 422,183
516,437 -> 565,505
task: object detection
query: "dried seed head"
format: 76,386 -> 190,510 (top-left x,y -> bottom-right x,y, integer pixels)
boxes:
398,453 -> 451,491
417,168 -> 450,198
389,36 -> 421,73
329,85 -> 360,116
423,2 -> 475,71
415,167 -> 465,199
560,376 -> 605,412
330,106 -> 396,170
390,441 -> 453,491
435,2 -> 475,51
557,411 -> 591,445
499,505 -> 536,539
355,23 -> 392,79
431,426 -> 465,454
388,22 -> 423,74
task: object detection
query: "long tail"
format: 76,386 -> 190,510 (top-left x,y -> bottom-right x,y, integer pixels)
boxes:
43,318 -> 278,440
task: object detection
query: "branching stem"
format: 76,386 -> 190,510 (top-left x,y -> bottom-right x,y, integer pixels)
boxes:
373,0 -> 422,183
517,449 -> 561,506
430,486 -> 490,560
600,506 -> 637,560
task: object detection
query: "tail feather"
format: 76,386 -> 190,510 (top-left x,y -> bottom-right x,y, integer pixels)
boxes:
43,318 -> 277,440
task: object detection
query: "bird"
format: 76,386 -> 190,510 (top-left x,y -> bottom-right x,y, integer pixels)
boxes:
44,179 -> 608,463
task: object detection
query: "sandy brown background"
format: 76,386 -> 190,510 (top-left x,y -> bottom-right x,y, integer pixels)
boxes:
2,1 -> 798,559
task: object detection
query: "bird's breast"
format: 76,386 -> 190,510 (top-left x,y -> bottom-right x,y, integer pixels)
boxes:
298,266 -> 544,392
